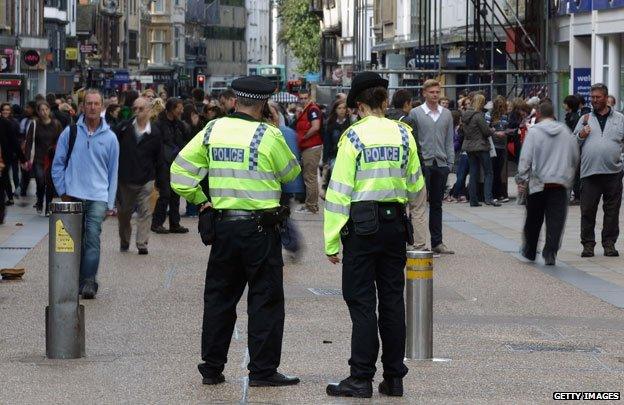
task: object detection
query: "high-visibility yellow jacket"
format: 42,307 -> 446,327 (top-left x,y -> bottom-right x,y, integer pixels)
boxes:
324,115 -> 425,255
170,114 -> 301,210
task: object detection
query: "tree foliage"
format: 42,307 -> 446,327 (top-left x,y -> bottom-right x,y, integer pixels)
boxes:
277,0 -> 321,74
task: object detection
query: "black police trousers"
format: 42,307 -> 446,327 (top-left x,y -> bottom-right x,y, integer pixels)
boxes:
198,217 -> 285,380
152,184 -> 181,228
341,207 -> 409,380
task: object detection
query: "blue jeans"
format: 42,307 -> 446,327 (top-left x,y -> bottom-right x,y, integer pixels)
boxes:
280,219 -> 301,252
80,200 -> 107,287
450,153 -> 469,198
468,151 -> 493,204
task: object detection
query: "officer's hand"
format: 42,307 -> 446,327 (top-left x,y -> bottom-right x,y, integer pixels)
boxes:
199,201 -> 213,213
327,254 -> 340,264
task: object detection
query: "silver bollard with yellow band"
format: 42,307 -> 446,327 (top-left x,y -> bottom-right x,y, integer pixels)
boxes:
46,201 -> 85,359
405,250 -> 433,360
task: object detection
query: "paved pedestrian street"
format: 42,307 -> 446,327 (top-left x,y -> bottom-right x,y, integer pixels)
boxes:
1,199 -> 624,403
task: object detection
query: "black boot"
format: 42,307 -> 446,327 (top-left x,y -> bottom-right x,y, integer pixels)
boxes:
202,374 -> 225,385
326,376 -> 372,398
604,245 -> 619,257
542,251 -> 556,266
379,377 -> 403,396
581,243 -> 594,258
248,372 -> 300,387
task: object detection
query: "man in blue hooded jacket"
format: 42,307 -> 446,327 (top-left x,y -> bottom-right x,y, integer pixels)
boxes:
52,89 -> 120,299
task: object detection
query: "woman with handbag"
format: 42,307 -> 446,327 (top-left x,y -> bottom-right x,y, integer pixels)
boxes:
461,94 -> 500,207
24,102 -> 62,215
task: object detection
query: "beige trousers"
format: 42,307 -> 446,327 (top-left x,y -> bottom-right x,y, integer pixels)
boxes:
409,185 -> 428,249
117,181 -> 155,249
301,145 -> 322,212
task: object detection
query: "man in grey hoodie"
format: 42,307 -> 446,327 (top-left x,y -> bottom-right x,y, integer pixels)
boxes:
516,102 -> 580,265
573,83 -> 624,258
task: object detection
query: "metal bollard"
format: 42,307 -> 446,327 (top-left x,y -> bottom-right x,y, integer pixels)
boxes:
46,201 -> 85,359
405,250 -> 433,359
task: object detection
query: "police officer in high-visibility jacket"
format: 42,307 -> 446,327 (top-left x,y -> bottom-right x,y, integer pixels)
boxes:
170,76 -> 302,387
324,72 -> 425,398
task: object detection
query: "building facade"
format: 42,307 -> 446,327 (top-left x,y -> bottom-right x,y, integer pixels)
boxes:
318,0 -> 374,86
205,0 -> 247,77
553,0 -> 624,110
270,0 -> 299,80
246,0 -> 271,68
184,0 -> 209,92
147,0 -> 186,95
0,0 -> 49,103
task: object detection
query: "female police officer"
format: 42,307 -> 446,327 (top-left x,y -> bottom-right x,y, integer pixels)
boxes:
324,72 -> 425,398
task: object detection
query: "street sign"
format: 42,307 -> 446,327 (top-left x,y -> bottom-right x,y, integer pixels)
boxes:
0,79 -> 22,87
23,50 -> 40,66
66,48 -> 78,60
0,55 -> 10,72
573,68 -> 592,105
80,44 -> 97,53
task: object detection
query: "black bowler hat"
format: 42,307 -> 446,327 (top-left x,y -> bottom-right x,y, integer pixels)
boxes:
231,75 -> 276,100
346,72 -> 389,108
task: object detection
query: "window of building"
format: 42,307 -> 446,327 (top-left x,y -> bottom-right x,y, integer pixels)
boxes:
174,27 -> 180,59
0,0 -> 9,30
152,43 -> 164,64
151,29 -> 165,64
129,31 -> 138,59
152,0 -> 164,13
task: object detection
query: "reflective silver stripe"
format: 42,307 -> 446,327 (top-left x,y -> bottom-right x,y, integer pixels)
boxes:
277,159 -> 299,179
325,201 -> 350,216
211,188 -> 281,200
407,168 -> 423,184
174,155 -> 203,175
209,168 -> 275,180
355,167 -> 403,180
198,168 -> 208,178
328,179 -> 353,195
171,174 -> 199,187
352,189 -> 406,201
408,191 -> 420,201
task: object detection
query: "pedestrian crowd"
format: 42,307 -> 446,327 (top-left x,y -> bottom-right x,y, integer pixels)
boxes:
0,74 -> 622,398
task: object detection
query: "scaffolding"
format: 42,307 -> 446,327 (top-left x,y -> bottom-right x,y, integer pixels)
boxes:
356,0 -> 552,100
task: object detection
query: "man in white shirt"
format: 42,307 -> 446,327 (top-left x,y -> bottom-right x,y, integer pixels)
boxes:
408,79 -> 455,254
114,97 -> 164,255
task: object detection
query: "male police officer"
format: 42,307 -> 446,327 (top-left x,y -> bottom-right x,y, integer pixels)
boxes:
170,76 -> 302,387
324,72 -> 425,398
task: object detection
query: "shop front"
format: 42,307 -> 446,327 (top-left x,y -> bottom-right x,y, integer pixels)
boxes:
0,74 -> 26,106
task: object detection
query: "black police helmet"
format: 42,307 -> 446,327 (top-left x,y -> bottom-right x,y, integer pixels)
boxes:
346,72 -> 389,108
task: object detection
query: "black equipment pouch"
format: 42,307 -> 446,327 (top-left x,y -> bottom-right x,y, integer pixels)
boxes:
350,201 -> 379,235
198,207 -> 217,246
404,214 -> 415,245
379,205 -> 397,221
259,206 -> 291,228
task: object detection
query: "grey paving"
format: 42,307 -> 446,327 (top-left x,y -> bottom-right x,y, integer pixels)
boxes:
0,195 -> 49,268
445,211 -> 624,308
0,207 -> 623,403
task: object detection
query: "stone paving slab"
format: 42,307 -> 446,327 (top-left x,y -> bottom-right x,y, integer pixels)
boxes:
443,182 -> 624,291
1,208 -> 623,403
